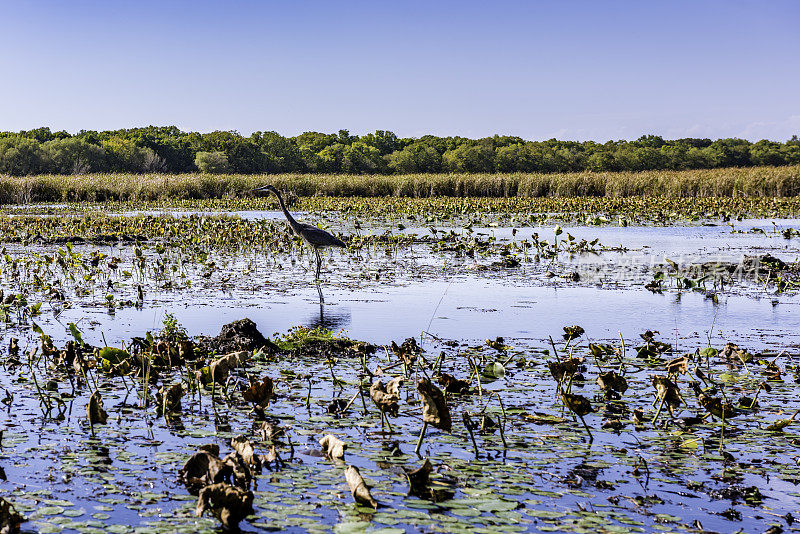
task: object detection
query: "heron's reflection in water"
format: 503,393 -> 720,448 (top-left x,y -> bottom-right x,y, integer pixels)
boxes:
305,302 -> 351,331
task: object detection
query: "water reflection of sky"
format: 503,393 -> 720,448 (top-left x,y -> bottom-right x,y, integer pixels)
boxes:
54,280 -> 800,353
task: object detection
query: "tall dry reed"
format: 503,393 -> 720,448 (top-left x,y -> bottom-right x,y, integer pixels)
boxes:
0,165 -> 798,203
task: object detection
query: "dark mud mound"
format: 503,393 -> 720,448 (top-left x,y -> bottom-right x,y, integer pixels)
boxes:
199,318 -> 277,354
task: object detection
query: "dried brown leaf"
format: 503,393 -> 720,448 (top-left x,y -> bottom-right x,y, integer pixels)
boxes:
178,449 -> 231,495
561,392 -> 594,417
345,465 -> 378,509
596,371 -> 628,394
86,390 -> 108,426
0,497 -> 24,534
666,355 -> 690,376
195,482 -> 254,529
437,373 -> 471,394
405,458 -> 433,497
259,421 -> 285,442
230,435 -> 262,471
417,378 -> 452,432
222,452 -> 252,489
242,376 -> 274,407
197,350 -> 248,384
319,434 -> 346,460
652,376 -> 682,409
369,378 -> 402,416
156,383 -> 183,413
548,357 -> 584,382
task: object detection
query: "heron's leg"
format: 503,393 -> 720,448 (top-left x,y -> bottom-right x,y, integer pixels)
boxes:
316,281 -> 324,303
315,248 -> 322,279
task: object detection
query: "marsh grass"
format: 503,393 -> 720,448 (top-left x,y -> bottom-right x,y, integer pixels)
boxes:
1,165 -> 799,202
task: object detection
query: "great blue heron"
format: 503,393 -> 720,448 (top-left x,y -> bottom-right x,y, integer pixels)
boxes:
252,185 -> 346,280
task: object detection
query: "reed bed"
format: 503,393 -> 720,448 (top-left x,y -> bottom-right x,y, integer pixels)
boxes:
1,165 -> 799,202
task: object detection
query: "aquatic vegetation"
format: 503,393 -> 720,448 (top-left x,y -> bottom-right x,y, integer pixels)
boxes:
197,350 -> 248,384
766,410 -> 800,432
345,465 -> 378,509
417,378 -> 452,433
156,382 -> 184,414
415,377 -> 452,455
318,434 -> 347,460
179,446 -> 232,494
4,317 -> 798,531
560,391 -> 595,440
655,253 -> 800,294
241,376 -> 274,410
404,458 -> 433,497
596,370 -> 628,397
6,189 -> 800,224
1,198 -> 800,532
370,376 -> 404,432
690,381 -> 739,420
437,372 -> 472,395
195,483 -> 254,529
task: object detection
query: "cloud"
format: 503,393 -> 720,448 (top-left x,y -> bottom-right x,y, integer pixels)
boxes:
736,115 -> 800,141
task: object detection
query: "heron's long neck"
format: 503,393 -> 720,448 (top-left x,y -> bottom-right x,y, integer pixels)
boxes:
272,190 -> 301,230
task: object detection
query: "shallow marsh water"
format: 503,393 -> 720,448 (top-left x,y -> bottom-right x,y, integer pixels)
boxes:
1,206 -> 800,534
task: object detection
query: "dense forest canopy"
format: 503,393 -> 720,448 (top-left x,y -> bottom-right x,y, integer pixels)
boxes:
0,126 -> 798,176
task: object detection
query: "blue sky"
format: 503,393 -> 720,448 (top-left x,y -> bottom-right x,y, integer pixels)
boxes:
0,1 -> 798,141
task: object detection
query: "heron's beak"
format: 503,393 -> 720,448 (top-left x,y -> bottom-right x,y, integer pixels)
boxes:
249,184 -> 272,193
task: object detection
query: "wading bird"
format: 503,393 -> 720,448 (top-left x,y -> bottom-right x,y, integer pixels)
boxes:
252,185 -> 346,280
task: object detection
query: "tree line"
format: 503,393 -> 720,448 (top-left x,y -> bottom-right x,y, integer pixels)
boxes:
0,126 -> 798,176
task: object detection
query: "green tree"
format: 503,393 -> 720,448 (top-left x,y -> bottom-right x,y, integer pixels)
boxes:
614,145 -> 668,171
1,125 -> 799,175
337,129 -> 357,144
294,131 -> 339,153
495,144 -> 540,172
659,145 -> 690,170
199,131 -> 265,173
586,151 -> 617,172
706,139 -> 752,167
343,142 -> 386,173
750,140 -> 787,166
195,151 -> 229,174
783,136 -> 800,164
19,127 -> 57,143
117,126 -> 197,172
0,137 -> 48,175
685,147 -> 713,169
442,143 -> 495,172
387,142 -> 443,173
634,135 -> 666,148
361,130 -> 401,155
102,137 -> 166,172
299,145 -> 324,172
42,138 -> 105,174
317,143 -> 346,172
251,131 -> 304,172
